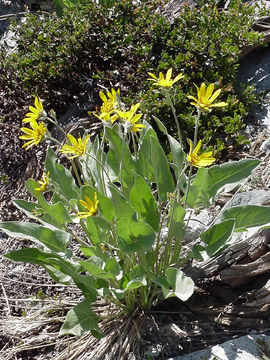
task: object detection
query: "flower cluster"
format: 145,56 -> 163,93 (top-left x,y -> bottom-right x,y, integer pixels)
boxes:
148,68 -> 184,88
91,88 -> 145,134
60,134 -> 90,159
92,89 -> 119,124
77,193 -> 99,219
19,96 -> 47,150
187,83 -> 228,112
187,140 -> 215,168
35,171 -> 50,192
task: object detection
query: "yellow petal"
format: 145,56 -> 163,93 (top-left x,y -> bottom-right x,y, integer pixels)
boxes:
210,101 -> 228,108
205,83 -> 214,100
200,83 -> 206,98
209,88 -> 221,103
99,91 -> 107,103
147,72 -> 158,81
166,68 -> 172,82
193,140 -> 202,156
67,134 -> 78,146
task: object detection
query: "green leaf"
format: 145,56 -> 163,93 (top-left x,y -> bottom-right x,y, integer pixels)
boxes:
80,185 -> 114,223
109,185 -> 155,253
153,116 -> 185,180
186,159 -> 260,208
109,184 -> 137,222
188,245 -> 205,261
150,136 -> 175,201
26,179 -> 72,226
91,329 -> 106,339
167,200 -> 185,238
221,205 -> 270,230
13,199 -> 44,219
167,134 -> 186,178
45,147 -> 79,201
60,299 -> 99,336
80,260 -> 115,279
136,127 -> 157,182
5,247 -> 54,266
201,219 -> 235,257
105,258 -> 122,279
80,246 -> 109,262
129,173 -> 160,231
117,220 -> 155,254
124,276 -> 147,291
165,268 -> 194,301
0,221 -> 70,252
44,264 -> 71,284
152,115 -> 168,135
5,248 -> 72,284
105,125 -> 136,196
48,258 -> 97,301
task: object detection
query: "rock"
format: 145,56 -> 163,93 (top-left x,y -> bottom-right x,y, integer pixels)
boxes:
0,1 -> 25,37
237,45 -> 270,131
171,334 -> 270,360
183,208 -> 213,243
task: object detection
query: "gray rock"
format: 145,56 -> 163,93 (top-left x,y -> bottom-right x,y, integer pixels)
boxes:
183,209 -> 213,243
170,334 -> 270,360
0,1 -> 25,37
237,44 -> 270,130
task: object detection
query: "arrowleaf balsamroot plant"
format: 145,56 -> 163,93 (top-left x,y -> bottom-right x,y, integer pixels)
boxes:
1,70 -> 268,338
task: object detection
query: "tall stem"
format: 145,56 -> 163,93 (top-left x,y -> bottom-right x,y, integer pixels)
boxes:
184,110 -> 201,207
165,91 -> 182,148
193,110 -> 201,148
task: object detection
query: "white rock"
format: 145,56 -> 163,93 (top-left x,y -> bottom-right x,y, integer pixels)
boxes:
170,334 -> 270,360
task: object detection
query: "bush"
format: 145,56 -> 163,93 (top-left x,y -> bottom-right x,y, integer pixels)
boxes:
0,0 -> 266,152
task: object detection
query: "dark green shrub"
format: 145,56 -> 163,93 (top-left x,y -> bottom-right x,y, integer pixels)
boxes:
0,0 -> 265,153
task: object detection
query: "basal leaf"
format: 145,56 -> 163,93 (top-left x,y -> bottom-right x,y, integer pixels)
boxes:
165,268 -> 194,301
129,173 -> 160,231
201,219 -> 235,257
221,205 -> 270,230
186,159 -> 260,208
60,299 -> 98,336
0,221 -> 70,252
45,147 -> 79,201
150,136 -> 175,201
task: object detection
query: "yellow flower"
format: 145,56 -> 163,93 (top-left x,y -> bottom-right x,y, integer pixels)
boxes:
60,134 -> 90,159
99,88 -> 119,114
93,111 -> 118,124
35,171 -> 50,192
187,83 -> 227,112
187,139 -> 215,168
77,193 -> 99,219
91,89 -> 120,125
117,103 -> 145,133
22,96 -> 47,123
148,68 -> 184,88
19,120 -> 47,150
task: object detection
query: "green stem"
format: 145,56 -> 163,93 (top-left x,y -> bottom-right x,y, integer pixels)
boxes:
99,127 -> 107,195
47,116 -> 67,139
64,226 -> 90,247
184,165 -> 193,208
131,132 -> 138,159
85,151 -> 111,183
193,110 -> 201,148
165,91 -> 182,148
71,159 -> 82,187
119,133 -> 127,191
184,110 -> 201,207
